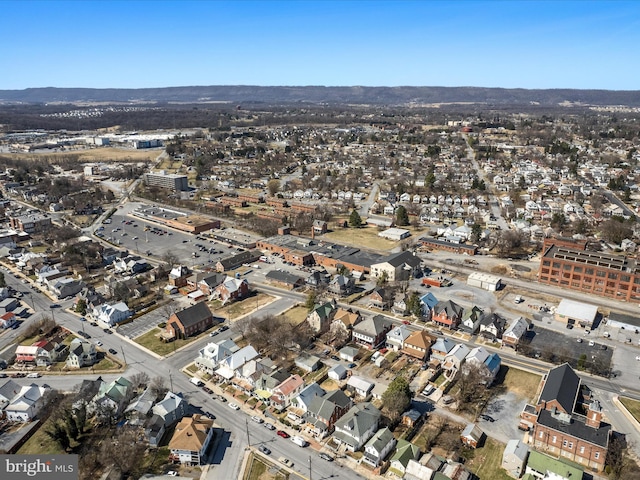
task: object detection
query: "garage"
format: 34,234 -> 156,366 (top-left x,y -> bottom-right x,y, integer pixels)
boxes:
467,272 -> 502,291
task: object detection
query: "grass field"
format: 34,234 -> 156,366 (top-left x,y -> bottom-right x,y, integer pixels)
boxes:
620,396 -> 640,423
6,147 -> 158,163
134,328 -> 199,356
18,418 -> 66,455
465,438 -> 511,480
214,293 -> 275,320
502,366 -> 541,401
322,227 -> 399,251
279,305 -> 307,325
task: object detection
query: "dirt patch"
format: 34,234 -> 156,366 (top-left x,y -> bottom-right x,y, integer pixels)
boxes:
491,265 -> 508,275
510,264 -> 531,272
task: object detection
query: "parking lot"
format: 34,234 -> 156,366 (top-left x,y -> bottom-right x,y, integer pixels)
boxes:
117,299 -> 186,339
522,325 -> 613,372
96,206 -> 241,268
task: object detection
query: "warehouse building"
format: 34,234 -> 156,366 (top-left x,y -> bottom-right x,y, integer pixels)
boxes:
467,272 -> 502,291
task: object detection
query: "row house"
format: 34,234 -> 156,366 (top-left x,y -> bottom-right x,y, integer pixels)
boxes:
305,389 -> 353,438
353,315 -> 394,349
432,300 -> 463,330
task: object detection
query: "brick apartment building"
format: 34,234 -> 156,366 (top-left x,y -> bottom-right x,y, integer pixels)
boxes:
538,237 -> 640,303
520,364 -> 611,472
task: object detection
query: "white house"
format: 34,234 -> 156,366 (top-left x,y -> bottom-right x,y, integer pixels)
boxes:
92,302 -> 132,327
4,383 -> 50,422
362,427 -> 397,467
333,402 -> 381,451
346,376 -> 374,398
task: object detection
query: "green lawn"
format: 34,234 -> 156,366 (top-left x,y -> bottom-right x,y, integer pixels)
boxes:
620,396 -> 640,423
134,328 -> 198,356
465,438 -> 511,480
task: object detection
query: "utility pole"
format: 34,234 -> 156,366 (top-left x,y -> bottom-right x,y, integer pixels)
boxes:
169,370 -> 174,392
245,419 -> 251,447
308,455 -> 312,480
120,345 -> 127,365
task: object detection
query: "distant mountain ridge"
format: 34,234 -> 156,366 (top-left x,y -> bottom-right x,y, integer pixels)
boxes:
1,85 -> 640,106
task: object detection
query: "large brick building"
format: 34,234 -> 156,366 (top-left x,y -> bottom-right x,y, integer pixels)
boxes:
538,237 -> 640,302
520,364 -> 611,472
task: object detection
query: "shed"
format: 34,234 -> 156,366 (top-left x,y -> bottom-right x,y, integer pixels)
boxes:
295,353 -> 321,372
502,439 -> 529,478
328,364 -> 347,381
460,423 -> 484,448
467,272 -> 502,291
555,299 -> 598,328
401,409 -> 422,427
339,345 -> 360,362
346,376 -> 374,397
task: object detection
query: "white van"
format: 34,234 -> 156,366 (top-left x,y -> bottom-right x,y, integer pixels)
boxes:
190,377 -> 203,387
26,372 -> 41,378
291,436 -> 307,447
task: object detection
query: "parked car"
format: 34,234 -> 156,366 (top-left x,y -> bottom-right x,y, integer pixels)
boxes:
108,348 -> 118,355
229,403 -> 240,410
480,414 -> 495,422
279,457 -> 293,468
251,415 -> 264,424
347,363 -> 357,369
258,445 -> 271,455
264,423 -> 276,431
319,453 -> 334,462
276,430 -> 290,439
95,341 -> 103,347
217,395 -> 227,402
203,387 -> 213,395
330,355 -> 340,361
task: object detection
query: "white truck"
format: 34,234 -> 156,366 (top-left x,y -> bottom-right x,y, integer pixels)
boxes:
291,436 -> 307,448
190,377 -> 203,387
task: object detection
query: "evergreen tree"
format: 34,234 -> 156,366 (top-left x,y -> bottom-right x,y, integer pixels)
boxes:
349,209 -> 362,228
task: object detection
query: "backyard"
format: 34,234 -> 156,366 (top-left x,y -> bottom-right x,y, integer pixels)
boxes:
211,292 -> 275,321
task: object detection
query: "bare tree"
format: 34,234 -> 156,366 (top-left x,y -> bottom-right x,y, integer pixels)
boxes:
100,427 -> 146,479
129,372 -> 150,391
150,376 -> 168,398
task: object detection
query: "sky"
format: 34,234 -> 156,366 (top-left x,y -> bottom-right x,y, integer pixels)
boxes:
1,0 -> 639,90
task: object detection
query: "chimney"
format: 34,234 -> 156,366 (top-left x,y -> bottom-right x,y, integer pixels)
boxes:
586,400 -> 602,428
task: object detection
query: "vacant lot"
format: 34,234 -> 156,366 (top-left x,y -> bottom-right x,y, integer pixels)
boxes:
464,437 -> 511,480
134,328 -> 203,356
212,293 -> 275,321
322,227 -> 400,251
278,305 -> 307,325
501,366 -> 541,401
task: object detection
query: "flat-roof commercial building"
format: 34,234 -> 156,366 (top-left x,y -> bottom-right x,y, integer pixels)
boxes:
538,238 -> 640,303
133,206 -> 219,234
144,172 -> 189,192
8,213 -> 52,234
554,299 -> 598,329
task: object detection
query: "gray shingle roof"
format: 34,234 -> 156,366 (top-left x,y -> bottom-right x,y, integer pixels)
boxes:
540,363 -> 580,414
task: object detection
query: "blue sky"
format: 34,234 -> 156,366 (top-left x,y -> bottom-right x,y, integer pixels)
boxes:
2,0 -> 639,90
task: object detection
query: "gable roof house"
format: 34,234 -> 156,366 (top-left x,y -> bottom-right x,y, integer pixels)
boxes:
479,312 -> 507,340
520,363 -> 611,472
524,450 -> 584,480
89,376 -> 133,419
168,414 -> 215,466
328,274 -> 355,296
432,300 -> 463,330
419,292 -> 439,319
164,302 -> 214,340
389,439 -> 421,477
503,316 -> 530,349
370,251 -> 422,282
369,287 -> 394,310
305,389 -> 353,438
430,337 -> 456,362
331,307 -> 362,333
66,338 -> 97,368
152,391 -> 188,427
292,382 -> 326,414
195,339 -> 240,375
4,383 -> 51,422
270,374 -> 305,410
333,402 -> 382,451
443,343 -> 471,378
386,325 -> 411,351
460,306 -> 484,334
215,345 -> 259,380
265,269 -> 305,289
92,301 -> 132,327
353,315 -> 394,349
307,299 -> 337,334
212,276 -> 249,303
196,272 -> 226,296
362,427 -> 397,468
